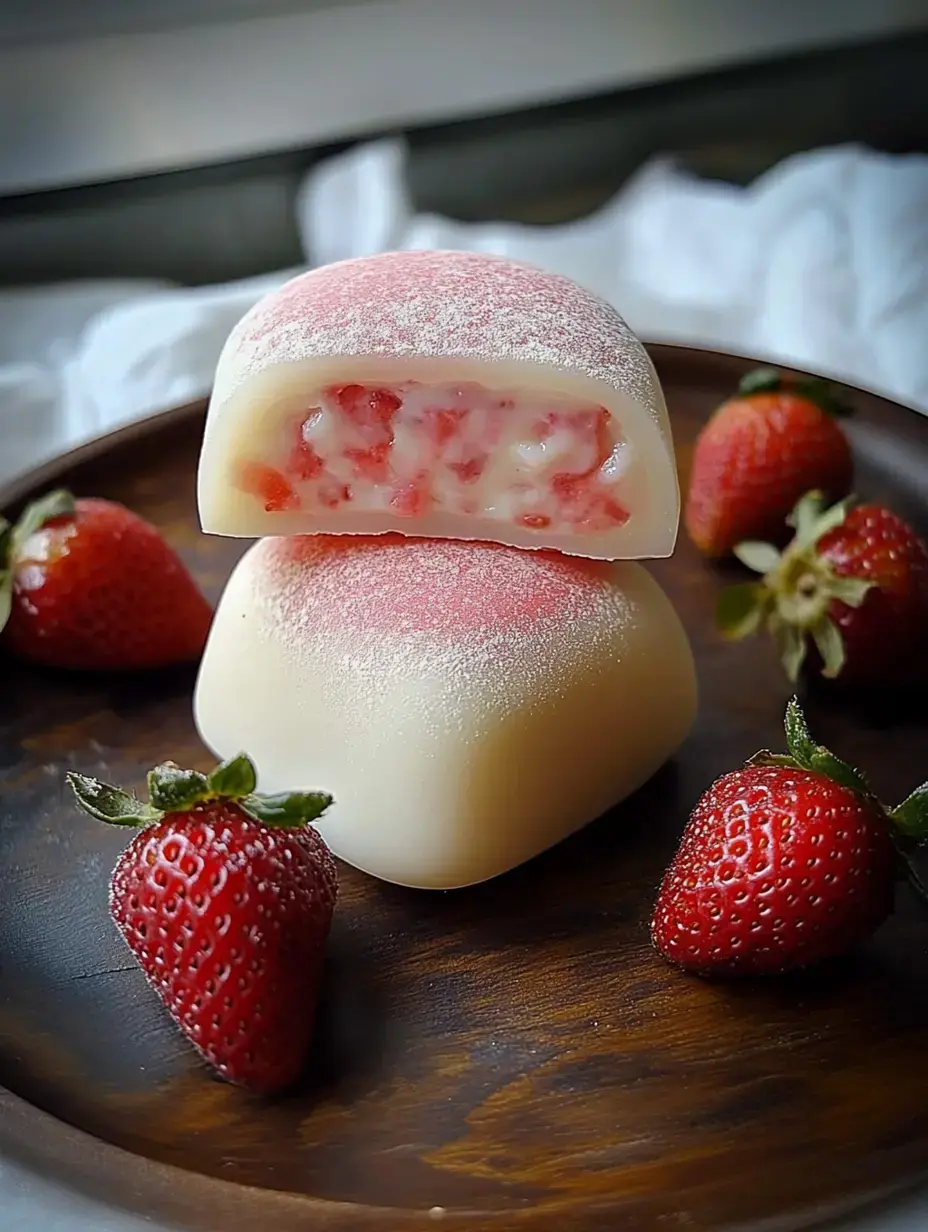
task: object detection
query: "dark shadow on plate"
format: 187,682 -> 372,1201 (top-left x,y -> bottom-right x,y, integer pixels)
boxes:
368,760 -> 685,948
280,919 -> 389,1106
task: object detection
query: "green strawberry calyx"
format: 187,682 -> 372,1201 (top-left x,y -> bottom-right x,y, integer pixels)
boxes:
736,367 -> 853,419
67,753 -> 332,830
748,696 -> 870,794
0,489 -> 77,634
749,697 -> 928,901
716,491 -> 873,683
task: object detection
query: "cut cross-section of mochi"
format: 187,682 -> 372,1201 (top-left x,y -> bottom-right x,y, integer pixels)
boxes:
193,534 -> 697,888
198,251 -> 679,560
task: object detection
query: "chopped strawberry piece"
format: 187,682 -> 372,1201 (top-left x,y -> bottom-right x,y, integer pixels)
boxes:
329,384 -> 401,431
328,384 -> 365,413
425,408 -> 467,448
552,473 -> 584,503
391,475 -> 432,518
239,463 -> 300,512
345,441 -> 391,482
369,388 -> 402,421
448,455 -> 486,484
601,497 -> 630,527
289,438 -> 324,482
518,514 -> 551,530
319,483 -> 351,509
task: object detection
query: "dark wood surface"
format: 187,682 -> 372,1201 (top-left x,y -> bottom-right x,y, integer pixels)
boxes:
2,346 -> 928,1232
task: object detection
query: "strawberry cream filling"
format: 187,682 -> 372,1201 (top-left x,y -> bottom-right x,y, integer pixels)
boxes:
235,381 -> 631,536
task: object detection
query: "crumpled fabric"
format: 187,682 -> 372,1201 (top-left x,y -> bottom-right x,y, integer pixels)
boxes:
3,137 -> 926,486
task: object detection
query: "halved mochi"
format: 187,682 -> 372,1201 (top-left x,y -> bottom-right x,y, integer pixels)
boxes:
198,250 -> 679,559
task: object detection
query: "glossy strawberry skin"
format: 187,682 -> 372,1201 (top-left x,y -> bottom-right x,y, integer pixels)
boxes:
109,799 -> 338,1093
817,504 -> 928,687
685,393 -> 852,557
652,766 -> 895,976
3,498 -> 212,670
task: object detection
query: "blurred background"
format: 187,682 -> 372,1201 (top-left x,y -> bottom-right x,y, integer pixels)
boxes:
2,0 -> 928,482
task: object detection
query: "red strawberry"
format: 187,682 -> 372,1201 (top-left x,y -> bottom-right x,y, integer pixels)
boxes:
0,489 -> 213,670
685,368 -> 853,557
651,698 -> 928,977
718,491 -> 928,687
68,754 -> 336,1094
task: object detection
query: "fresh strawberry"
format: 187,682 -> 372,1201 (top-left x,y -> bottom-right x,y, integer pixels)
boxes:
718,491 -> 928,686
68,754 -> 336,1094
685,368 -> 853,557
0,489 -> 213,670
651,698 -> 928,977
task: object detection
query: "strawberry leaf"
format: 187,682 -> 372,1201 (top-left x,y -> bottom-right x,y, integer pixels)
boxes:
787,491 -> 855,554
0,518 -> 14,633
775,622 -> 808,684
0,569 -> 11,635
737,368 -> 782,397
66,772 -> 160,826
735,369 -> 852,418
786,490 -> 826,546
11,489 -> 76,553
899,850 -> 928,910
828,575 -> 873,608
890,784 -> 928,843
717,583 -> 767,639
147,763 -> 211,812
783,697 -> 869,796
793,376 -> 853,419
733,541 -> 781,575
207,753 -> 257,800
241,790 -> 333,829
783,697 -> 816,762
811,617 -> 845,679
1,491 -> 78,635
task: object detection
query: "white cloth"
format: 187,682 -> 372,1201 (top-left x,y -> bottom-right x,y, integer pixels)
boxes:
2,138 -> 927,486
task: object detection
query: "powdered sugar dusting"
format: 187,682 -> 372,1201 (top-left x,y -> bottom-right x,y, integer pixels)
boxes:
261,533 -> 614,638
243,533 -> 639,721
215,251 -> 661,427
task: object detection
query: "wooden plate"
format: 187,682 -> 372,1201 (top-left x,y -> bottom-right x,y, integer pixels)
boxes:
2,345 -> 928,1232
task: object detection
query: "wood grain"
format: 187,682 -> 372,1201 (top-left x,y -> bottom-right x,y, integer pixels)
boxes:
1,346 -> 927,1232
